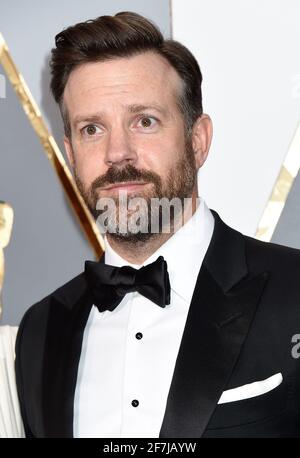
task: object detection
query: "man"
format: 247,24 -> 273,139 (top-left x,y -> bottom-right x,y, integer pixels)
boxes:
15,11 -> 300,438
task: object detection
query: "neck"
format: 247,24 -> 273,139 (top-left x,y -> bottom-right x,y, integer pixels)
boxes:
106,191 -> 199,265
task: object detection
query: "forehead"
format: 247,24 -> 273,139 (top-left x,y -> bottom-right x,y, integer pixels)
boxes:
63,51 -> 183,115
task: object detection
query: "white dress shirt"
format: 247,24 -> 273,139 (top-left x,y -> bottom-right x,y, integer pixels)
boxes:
74,198 -> 214,438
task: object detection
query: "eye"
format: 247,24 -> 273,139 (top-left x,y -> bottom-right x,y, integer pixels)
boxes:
136,116 -> 158,129
81,124 -> 102,136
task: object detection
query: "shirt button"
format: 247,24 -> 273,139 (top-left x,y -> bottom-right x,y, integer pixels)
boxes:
131,399 -> 139,407
135,332 -> 143,340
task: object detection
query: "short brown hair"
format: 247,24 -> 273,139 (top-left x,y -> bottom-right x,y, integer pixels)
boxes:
50,11 -> 203,137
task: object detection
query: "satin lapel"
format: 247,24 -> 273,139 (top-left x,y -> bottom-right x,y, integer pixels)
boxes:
42,289 -> 93,437
159,212 -> 269,438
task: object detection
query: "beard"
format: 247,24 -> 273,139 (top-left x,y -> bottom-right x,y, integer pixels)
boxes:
74,135 -> 197,244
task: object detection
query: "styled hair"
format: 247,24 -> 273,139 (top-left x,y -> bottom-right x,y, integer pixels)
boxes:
50,11 -> 203,137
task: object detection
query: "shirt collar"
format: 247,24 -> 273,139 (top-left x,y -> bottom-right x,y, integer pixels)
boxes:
104,198 -> 215,304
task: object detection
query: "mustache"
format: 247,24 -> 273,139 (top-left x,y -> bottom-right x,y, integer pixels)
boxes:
90,164 -> 161,194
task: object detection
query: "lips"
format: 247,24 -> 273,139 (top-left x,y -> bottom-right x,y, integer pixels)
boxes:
101,181 -> 148,192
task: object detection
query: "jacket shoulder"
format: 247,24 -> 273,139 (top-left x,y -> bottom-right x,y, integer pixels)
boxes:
244,234 -> 300,267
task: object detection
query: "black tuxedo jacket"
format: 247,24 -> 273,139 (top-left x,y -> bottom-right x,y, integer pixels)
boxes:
15,211 -> 300,437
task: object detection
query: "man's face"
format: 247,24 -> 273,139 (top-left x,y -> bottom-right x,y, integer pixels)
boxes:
63,51 -> 211,240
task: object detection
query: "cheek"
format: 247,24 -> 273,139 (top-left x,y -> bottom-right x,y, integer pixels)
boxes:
72,142 -> 106,185
138,135 -> 184,173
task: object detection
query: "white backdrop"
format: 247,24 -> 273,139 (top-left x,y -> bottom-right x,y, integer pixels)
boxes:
172,0 -> 300,236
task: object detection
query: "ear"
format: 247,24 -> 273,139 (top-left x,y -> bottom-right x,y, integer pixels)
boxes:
64,136 -> 75,169
191,114 -> 213,170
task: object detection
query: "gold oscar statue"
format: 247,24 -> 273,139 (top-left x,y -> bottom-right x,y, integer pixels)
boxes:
0,201 -> 14,320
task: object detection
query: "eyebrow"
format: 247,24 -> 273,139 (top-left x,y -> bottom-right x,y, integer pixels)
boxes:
73,103 -> 169,127
127,104 -> 168,116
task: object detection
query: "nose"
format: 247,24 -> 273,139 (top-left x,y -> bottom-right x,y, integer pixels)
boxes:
104,126 -> 137,167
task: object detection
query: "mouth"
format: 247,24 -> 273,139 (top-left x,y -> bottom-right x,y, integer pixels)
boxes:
100,181 -> 148,192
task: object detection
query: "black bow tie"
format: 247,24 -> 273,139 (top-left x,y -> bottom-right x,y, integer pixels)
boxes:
84,256 -> 171,312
